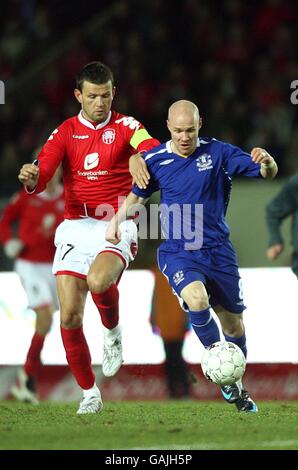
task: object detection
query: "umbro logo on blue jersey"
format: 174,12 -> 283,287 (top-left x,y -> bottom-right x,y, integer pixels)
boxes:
159,159 -> 175,166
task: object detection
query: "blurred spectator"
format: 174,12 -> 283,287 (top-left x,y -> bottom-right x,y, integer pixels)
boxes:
151,268 -> 191,399
266,173 -> 298,277
0,169 -> 64,403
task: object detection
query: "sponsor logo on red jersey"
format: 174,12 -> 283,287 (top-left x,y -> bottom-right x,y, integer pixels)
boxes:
84,152 -> 99,170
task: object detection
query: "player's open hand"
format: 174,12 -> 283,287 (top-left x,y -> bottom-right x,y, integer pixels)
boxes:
18,163 -> 39,189
266,244 -> 283,260
251,148 -> 273,165
129,153 -> 150,189
105,219 -> 121,245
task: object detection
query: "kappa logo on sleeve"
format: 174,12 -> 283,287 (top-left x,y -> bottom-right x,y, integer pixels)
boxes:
115,116 -> 140,130
48,129 -> 58,141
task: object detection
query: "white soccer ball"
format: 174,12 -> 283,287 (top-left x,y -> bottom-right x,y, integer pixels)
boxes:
201,341 -> 246,386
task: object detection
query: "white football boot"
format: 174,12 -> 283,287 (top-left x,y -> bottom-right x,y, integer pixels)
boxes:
11,368 -> 39,405
102,327 -> 123,377
77,385 -> 103,415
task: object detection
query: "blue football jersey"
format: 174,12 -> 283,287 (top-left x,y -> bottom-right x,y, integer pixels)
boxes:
132,137 -> 262,248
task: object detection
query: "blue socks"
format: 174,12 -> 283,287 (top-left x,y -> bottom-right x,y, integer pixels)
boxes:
189,308 -> 248,358
189,308 -> 220,348
224,332 -> 247,358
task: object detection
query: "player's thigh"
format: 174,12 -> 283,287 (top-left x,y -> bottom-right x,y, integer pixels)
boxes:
87,252 -> 125,292
95,219 -> 138,272
90,220 -> 138,291
180,281 -> 209,311
157,247 -> 208,311
213,305 -> 244,334
56,274 -> 88,327
53,219 -> 98,278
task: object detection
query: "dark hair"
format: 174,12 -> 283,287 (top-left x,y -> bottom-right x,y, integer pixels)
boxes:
76,61 -> 114,91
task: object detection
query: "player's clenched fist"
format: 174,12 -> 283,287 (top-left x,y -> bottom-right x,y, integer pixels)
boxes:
250,147 -> 273,165
18,163 -> 39,189
105,219 -> 121,245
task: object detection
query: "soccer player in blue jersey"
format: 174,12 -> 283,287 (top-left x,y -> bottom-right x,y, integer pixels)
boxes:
106,100 -> 278,413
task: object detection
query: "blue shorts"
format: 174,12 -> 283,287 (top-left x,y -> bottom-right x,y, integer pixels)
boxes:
157,240 -> 245,314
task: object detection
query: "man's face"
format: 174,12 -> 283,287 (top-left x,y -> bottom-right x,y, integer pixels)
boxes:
167,113 -> 201,157
74,80 -> 115,122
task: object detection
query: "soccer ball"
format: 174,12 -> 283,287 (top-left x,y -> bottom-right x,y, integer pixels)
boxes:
201,341 -> 246,386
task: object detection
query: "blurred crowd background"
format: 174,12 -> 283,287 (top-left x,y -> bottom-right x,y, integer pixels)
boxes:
0,0 -> 297,268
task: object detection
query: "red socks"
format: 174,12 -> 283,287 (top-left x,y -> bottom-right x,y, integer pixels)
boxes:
60,285 -> 120,389
60,283 -> 119,390
91,284 -> 119,329
60,326 -> 95,390
24,332 -> 45,377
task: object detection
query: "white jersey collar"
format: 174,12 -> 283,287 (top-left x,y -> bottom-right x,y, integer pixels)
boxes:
166,138 -> 200,153
78,110 -> 112,130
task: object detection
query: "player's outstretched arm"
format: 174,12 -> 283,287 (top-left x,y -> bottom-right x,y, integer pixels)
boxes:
251,148 -> 278,179
129,153 -> 150,189
105,192 -> 148,245
18,162 -> 39,190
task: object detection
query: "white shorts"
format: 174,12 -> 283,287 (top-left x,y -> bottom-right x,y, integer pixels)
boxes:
52,218 -> 138,279
15,259 -> 58,310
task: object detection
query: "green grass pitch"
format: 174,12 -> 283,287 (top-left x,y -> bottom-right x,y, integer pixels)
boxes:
0,400 -> 298,450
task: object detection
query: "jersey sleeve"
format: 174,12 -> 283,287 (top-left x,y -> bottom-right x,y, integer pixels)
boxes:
0,191 -> 26,243
130,128 -> 160,153
132,178 -> 160,199
132,154 -> 160,198
32,124 -> 66,193
222,142 -> 261,178
266,176 -> 298,246
118,115 -> 160,153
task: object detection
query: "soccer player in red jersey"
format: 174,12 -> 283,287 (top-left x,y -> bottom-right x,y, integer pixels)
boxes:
0,170 -> 64,404
18,61 -> 159,414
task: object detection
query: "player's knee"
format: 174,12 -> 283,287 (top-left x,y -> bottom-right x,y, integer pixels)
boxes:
186,293 -> 209,311
87,272 -> 112,294
223,318 -> 244,337
60,309 -> 82,329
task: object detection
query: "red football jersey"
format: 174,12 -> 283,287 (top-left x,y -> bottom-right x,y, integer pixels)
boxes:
30,111 -> 160,219
0,187 -> 64,262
